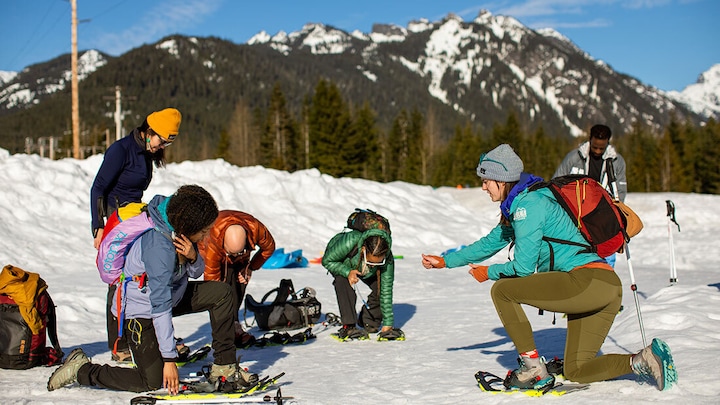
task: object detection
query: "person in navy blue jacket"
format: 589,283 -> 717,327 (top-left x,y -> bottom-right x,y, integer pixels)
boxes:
90,107 -> 182,361
49,185 -> 258,394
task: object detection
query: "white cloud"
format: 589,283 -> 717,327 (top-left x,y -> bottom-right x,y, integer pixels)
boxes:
90,0 -> 223,56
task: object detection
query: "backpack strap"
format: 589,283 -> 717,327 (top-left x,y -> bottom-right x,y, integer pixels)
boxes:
44,292 -> 64,363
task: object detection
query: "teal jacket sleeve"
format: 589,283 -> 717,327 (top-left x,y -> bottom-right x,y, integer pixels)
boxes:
443,224 -> 514,269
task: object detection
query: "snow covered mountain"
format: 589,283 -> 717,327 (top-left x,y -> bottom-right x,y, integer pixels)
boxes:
246,10 -> 715,134
0,11 -> 716,142
0,50 -> 106,110
667,63 -> 720,119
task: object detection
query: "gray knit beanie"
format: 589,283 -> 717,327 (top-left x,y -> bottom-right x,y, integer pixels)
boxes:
476,144 -> 523,182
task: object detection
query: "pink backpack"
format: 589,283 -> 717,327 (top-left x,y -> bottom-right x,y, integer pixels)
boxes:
96,203 -> 155,285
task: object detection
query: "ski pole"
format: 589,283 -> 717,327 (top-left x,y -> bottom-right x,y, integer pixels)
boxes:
607,161 -> 647,347
354,283 -> 370,309
666,200 -> 680,284
624,243 -> 647,347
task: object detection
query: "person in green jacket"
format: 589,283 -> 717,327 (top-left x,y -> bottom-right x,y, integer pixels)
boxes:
322,221 -> 404,341
421,144 -> 676,392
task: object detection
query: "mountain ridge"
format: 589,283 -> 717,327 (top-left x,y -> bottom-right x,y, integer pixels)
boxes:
0,11 -> 716,155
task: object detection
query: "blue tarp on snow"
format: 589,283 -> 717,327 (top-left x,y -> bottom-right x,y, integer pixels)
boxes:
261,248 -> 309,269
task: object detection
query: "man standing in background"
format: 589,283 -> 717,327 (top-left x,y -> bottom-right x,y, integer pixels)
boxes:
553,124 -> 627,266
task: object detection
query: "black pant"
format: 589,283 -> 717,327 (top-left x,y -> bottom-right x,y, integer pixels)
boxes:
106,284 -> 128,351
332,273 -> 382,329
80,281 -> 235,392
223,266 -> 247,323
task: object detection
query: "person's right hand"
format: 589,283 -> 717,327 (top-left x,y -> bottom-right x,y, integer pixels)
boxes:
93,228 -> 104,250
163,361 -> 180,395
421,254 -> 445,269
348,269 -> 361,285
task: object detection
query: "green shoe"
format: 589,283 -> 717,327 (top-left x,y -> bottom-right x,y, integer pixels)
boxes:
47,348 -> 90,391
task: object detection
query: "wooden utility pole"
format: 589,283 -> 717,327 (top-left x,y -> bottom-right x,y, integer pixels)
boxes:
71,0 -> 80,158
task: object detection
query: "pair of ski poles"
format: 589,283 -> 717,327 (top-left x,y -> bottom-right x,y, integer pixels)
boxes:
607,163 -> 681,348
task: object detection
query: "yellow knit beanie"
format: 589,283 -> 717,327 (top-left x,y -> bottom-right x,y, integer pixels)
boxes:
147,108 -> 182,141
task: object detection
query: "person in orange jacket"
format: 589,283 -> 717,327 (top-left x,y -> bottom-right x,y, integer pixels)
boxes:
198,210 -> 276,348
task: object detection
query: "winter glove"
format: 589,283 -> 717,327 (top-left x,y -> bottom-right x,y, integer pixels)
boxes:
468,264 -> 489,283
421,254 -> 445,269
377,327 -> 405,341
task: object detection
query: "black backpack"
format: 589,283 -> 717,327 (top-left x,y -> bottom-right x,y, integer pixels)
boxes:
0,265 -> 63,369
346,208 -> 391,235
244,279 -> 322,331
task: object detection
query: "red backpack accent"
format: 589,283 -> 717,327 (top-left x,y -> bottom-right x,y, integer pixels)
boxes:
531,175 -> 628,258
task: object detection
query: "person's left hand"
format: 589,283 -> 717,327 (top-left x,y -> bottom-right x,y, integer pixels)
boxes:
173,234 -> 197,262
468,264 -> 489,283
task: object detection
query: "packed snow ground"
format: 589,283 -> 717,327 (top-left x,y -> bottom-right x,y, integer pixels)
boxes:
0,149 -> 718,404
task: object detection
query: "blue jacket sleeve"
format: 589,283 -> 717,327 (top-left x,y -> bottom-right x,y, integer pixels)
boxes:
90,143 -> 127,232
186,251 -> 205,279
141,232 -> 178,360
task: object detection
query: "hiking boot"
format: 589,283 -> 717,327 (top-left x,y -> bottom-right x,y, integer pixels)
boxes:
333,324 -> 369,341
631,338 -> 678,390
208,363 -> 259,388
233,321 -> 257,349
235,331 -> 257,349
503,355 -> 555,390
47,348 -> 90,391
111,349 -> 132,363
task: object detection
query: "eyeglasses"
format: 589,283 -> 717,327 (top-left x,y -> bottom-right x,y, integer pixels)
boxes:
226,249 -> 246,258
363,250 -> 386,267
158,136 -> 173,147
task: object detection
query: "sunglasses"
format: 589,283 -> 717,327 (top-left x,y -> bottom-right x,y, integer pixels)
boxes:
363,250 -> 386,267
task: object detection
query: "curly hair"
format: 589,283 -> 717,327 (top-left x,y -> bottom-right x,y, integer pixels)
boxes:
166,185 -> 218,237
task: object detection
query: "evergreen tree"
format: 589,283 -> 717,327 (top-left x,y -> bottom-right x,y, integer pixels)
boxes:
261,83 -> 297,171
347,102 -> 382,180
308,79 -> 352,177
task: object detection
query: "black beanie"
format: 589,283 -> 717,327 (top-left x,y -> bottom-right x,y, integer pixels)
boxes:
166,185 -> 218,236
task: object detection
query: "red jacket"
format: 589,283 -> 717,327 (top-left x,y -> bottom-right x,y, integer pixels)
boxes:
198,210 -> 276,284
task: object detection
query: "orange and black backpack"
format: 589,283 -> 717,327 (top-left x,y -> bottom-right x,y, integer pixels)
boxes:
0,265 -> 63,369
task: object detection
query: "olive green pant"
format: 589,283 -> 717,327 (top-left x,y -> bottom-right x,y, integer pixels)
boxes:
490,267 -> 633,383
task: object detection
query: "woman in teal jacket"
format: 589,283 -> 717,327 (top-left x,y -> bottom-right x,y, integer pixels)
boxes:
322,225 -> 403,341
422,144 -> 676,392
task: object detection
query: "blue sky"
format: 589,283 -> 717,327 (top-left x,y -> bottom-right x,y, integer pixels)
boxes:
1,0 -> 718,92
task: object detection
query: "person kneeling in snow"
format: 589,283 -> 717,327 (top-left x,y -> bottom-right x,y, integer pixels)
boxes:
48,185 -> 257,394
421,144 -> 677,391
